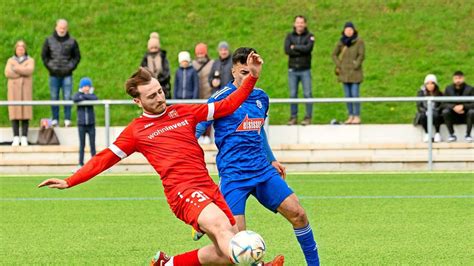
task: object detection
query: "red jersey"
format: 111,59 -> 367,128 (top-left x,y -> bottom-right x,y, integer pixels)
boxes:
107,104 -> 216,194
64,76 -> 258,195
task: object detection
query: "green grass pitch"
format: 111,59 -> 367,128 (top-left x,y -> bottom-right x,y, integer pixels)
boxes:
1,172 -> 473,265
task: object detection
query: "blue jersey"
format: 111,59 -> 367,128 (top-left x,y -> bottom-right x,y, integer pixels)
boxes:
196,82 -> 276,182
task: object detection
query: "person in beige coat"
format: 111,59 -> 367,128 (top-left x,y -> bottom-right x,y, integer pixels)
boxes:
140,32 -> 171,98
332,22 -> 365,124
4,40 -> 35,146
192,43 -> 215,99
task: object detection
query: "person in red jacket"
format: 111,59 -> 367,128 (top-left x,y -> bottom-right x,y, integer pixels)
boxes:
38,52 -> 282,266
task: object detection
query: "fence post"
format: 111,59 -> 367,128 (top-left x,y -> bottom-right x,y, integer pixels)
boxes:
105,102 -> 110,147
427,99 -> 433,171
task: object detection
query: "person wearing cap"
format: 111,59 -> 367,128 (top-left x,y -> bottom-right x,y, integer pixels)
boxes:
414,74 -> 443,143
192,43 -> 215,144
173,51 -> 199,99
332,21 -> 365,125
285,15 -> 315,126
72,77 -> 98,169
41,19 -> 81,127
442,71 -> 474,142
141,32 -> 171,98
5,40 -> 35,146
208,41 -> 233,92
192,43 -> 215,99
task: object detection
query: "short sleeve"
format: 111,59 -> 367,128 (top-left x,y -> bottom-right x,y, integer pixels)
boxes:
109,125 -> 137,159
182,103 -> 215,123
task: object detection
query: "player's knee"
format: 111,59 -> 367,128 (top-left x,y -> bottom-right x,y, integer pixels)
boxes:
288,206 -> 308,227
208,217 -> 234,235
198,204 -> 233,236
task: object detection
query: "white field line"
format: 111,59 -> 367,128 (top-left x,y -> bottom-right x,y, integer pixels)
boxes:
286,171 -> 474,175
1,195 -> 473,202
1,171 -> 474,178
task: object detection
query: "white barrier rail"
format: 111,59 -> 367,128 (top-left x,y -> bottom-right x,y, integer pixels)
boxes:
2,96 -> 474,171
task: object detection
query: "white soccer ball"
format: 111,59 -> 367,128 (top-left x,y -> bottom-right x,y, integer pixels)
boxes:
229,230 -> 266,265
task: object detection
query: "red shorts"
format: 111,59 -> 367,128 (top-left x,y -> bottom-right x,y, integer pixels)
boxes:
166,182 -> 236,233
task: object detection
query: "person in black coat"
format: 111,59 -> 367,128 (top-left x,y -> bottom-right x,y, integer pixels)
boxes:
442,71 -> 474,142
284,15 -> 315,126
208,41 -> 233,93
414,74 -> 443,142
41,19 -> 81,127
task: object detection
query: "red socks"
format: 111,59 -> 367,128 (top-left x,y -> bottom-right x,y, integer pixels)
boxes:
173,249 -> 201,266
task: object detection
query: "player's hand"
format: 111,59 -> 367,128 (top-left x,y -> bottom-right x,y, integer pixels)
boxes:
247,51 -> 263,78
38,178 -> 69,189
271,161 -> 286,180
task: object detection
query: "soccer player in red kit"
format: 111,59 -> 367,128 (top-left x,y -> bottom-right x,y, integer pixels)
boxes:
38,51 -> 282,265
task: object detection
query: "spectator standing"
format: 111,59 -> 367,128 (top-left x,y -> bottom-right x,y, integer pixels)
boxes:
332,22 -> 365,125
4,40 -> 35,146
72,77 -> 97,168
41,19 -> 81,127
173,51 -> 199,99
442,71 -> 474,142
285,15 -> 315,126
192,43 -> 214,144
414,74 -> 443,142
140,32 -> 172,99
209,41 -> 233,92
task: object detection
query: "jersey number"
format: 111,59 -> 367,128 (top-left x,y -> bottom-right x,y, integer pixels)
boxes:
191,191 -> 210,202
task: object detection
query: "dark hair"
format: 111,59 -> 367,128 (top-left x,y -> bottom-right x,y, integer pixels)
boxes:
232,47 -> 257,65
125,67 -> 152,98
426,84 -> 443,96
453,70 -> 464,77
294,15 -> 307,22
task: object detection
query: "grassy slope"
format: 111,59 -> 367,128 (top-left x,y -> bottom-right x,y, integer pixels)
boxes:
1,173 -> 473,264
0,0 -> 473,127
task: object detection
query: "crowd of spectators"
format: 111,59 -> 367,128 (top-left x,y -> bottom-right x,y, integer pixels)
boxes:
4,17 -> 474,149
414,71 -> 474,143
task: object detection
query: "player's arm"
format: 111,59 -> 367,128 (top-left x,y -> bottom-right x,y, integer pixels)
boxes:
193,52 -> 263,122
262,123 -> 286,179
195,121 -> 213,139
38,126 -> 136,189
195,95 -> 218,138
38,149 -> 122,189
261,127 -> 276,162
262,96 -> 286,179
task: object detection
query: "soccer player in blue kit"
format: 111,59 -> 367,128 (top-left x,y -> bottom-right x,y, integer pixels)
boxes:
194,47 -> 320,266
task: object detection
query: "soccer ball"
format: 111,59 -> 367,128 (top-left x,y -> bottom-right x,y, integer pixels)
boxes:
229,230 -> 266,265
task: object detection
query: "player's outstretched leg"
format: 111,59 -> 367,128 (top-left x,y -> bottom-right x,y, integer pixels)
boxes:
152,203 -> 235,266
197,202 -> 239,264
277,193 -> 319,266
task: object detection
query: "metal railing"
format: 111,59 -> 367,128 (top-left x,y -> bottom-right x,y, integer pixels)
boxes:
2,96 -> 473,171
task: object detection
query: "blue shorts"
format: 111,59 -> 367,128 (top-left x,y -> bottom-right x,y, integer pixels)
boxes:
219,171 -> 294,216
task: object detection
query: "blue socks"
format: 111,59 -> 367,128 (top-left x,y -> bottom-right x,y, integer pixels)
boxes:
294,223 -> 320,266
